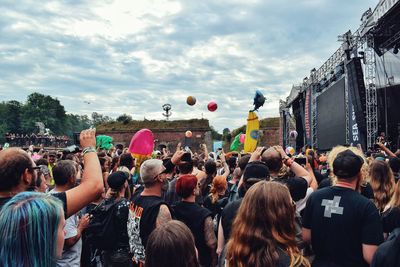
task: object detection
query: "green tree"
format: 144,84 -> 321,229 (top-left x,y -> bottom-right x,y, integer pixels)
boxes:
64,114 -> 92,136
210,126 -> 222,140
116,113 -> 133,124
22,93 -> 67,134
92,112 -> 113,126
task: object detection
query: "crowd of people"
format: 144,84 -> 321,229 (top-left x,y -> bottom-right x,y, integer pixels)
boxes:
4,132 -> 69,148
1,128 -> 400,266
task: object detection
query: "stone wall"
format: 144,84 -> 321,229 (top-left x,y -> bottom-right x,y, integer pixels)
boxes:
97,129 -> 212,152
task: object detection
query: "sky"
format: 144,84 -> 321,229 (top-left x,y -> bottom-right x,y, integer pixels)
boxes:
0,0 -> 378,132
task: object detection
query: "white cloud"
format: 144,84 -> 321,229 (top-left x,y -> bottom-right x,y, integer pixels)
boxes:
0,0 -> 378,131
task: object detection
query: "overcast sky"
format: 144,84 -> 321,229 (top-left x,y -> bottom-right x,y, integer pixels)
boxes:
0,0 -> 377,132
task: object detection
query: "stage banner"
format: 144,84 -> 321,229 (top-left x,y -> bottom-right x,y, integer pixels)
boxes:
347,87 -> 363,148
304,89 -> 312,146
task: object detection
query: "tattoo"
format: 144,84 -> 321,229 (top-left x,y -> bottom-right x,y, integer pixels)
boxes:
204,216 -> 218,265
156,204 -> 172,228
204,216 -> 217,246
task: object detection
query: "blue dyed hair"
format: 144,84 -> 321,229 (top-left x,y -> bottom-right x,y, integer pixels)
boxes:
0,192 -> 63,267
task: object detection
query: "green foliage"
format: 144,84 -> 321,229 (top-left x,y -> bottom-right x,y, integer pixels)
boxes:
22,93 -> 67,134
0,93 -> 96,144
116,113 -> 133,124
210,126 -> 222,141
92,112 -> 113,126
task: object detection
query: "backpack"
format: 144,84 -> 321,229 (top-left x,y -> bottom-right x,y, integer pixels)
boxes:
85,199 -> 124,250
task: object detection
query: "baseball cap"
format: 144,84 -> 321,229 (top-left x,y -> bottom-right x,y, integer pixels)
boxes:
243,161 -> 270,183
107,171 -> 128,190
333,149 -> 364,179
48,151 -> 57,157
140,159 -> 166,185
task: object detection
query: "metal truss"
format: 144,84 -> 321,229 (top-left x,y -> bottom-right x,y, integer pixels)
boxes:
365,35 -> 379,148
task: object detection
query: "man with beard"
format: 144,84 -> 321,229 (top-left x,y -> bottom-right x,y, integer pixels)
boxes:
128,152 -> 183,266
0,129 -> 103,219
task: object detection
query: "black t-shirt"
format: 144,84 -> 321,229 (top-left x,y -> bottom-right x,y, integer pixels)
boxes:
221,199 -> 242,240
173,201 -> 212,266
272,176 -> 308,202
128,195 -> 169,263
0,192 -> 67,217
381,207 -> 400,234
318,178 -> 374,199
103,197 -> 130,249
371,229 -> 400,267
204,195 -> 228,233
302,186 -> 384,267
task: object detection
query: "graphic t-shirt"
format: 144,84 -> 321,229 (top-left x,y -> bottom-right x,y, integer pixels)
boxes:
128,195 -> 167,263
302,186 -> 384,267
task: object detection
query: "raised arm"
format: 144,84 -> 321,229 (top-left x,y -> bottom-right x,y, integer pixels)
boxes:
217,218 -> 225,256
274,146 -> 312,185
64,129 -> 104,218
204,216 -> 218,266
202,144 -> 209,161
378,143 -> 397,158
219,150 -> 230,179
305,159 -> 318,190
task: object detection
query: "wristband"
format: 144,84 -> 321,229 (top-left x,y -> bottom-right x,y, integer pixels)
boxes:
283,157 -> 293,167
82,146 -> 96,155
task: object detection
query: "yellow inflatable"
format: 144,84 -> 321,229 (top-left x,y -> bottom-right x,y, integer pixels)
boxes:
244,111 -> 260,152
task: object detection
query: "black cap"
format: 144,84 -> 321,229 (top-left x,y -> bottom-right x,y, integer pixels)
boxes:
333,150 -> 364,179
243,161 -> 270,183
107,171 -> 128,190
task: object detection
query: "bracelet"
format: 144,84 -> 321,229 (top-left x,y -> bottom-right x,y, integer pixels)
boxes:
283,157 -> 293,167
82,146 -> 96,155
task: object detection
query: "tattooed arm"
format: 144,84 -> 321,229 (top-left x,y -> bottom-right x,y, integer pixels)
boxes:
204,216 -> 218,266
156,204 -> 172,228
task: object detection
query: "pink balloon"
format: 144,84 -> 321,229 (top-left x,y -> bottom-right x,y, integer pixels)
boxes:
239,134 -> 246,144
128,129 -> 154,155
207,101 -> 218,112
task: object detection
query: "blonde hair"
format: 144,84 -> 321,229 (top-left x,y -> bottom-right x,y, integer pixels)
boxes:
327,146 -> 369,185
389,181 -> 400,208
369,160 -> 395,211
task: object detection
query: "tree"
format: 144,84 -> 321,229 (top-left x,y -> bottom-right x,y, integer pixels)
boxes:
116,113 -> 133,124
22,93 -> 67,134
64,114 -> 92,136
4,100 -> 23,133
222,128 -> 232,143
210,126 -> 222,141
91,112 -> 113,126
